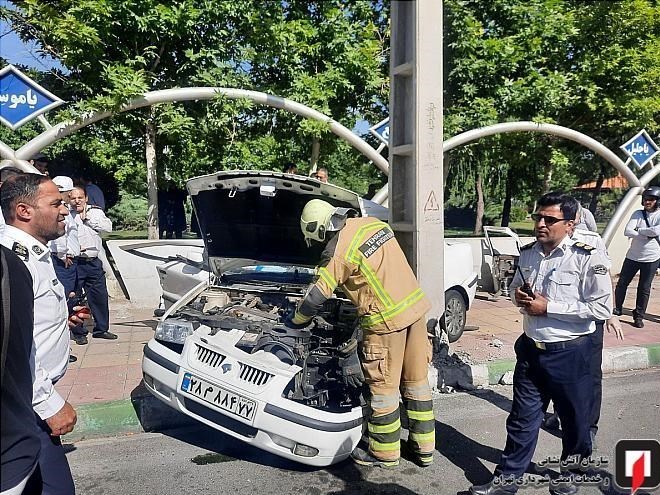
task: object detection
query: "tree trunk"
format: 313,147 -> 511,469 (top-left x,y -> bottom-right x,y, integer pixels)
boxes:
309,137 -> 320,174
474,171 -> 484,235
501,168 -> 513,227
145,114 -> 159,240
589,164 -> 605,213
542,160 -> 553,194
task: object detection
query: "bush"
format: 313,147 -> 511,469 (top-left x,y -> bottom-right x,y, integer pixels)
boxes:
107,192 -> 148,230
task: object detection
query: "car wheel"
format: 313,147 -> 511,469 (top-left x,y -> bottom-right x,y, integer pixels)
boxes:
443,289 -> 466,343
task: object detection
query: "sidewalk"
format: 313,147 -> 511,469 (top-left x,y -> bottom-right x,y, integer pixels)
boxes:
58,275 -> 660,441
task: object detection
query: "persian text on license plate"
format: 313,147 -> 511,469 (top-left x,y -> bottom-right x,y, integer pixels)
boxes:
181,372 -> 256,422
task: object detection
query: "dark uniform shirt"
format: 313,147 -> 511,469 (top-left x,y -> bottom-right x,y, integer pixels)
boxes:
1,246 -> 40,491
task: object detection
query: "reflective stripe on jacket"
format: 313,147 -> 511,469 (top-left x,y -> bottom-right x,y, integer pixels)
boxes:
305,217 -> 430,333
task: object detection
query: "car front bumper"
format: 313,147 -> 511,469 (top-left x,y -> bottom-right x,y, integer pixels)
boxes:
142,335 -> 364,467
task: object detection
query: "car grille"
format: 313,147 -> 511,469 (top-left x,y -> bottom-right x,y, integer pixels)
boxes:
238,363 -> 273,386
195,343 -> 226,367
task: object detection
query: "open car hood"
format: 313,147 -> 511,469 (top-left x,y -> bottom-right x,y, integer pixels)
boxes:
187,170 -> 387,276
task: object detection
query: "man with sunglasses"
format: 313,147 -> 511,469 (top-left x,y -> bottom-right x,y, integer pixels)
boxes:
469,192 -> 612,495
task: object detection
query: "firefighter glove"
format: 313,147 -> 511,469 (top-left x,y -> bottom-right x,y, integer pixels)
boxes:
337,339 -> 364,388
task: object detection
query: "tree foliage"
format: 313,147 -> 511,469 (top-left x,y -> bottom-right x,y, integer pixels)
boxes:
1,0 -> 658,232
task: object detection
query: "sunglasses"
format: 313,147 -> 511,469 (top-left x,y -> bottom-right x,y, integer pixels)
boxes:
531,213 -> 572,226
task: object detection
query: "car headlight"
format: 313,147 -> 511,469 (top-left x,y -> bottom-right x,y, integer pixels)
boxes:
155,319 -> 197,344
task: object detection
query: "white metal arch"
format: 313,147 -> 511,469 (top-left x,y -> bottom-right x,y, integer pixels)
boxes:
441,122 -> 660,245
0,87 -> 390,174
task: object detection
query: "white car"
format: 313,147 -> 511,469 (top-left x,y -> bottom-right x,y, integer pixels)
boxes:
142,171 -> 477,467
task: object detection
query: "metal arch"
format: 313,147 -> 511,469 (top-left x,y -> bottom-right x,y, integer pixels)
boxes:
442,121 -> 641,188
0,87 -> 390,174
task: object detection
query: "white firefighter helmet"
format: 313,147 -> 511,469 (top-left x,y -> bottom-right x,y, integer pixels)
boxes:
300,199 -> 355,247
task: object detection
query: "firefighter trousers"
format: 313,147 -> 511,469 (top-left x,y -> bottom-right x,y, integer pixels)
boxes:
360,317 -> 436,462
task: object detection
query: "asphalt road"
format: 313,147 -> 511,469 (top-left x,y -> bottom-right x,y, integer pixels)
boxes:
66,368 -> 660,495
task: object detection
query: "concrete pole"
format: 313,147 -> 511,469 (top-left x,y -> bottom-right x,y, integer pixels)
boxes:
389,1 -> 445,329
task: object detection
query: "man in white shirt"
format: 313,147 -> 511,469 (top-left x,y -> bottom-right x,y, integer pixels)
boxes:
469,192 -> 612,495
69,186 -> 117,340
49,177 -> 84,346
614,186 -> 660,328
0,173 -> 87,494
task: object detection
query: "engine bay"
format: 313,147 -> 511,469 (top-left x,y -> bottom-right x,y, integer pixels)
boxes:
160,284 -> 364,412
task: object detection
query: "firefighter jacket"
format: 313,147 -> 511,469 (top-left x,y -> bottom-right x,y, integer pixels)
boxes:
294,216 -> 430,333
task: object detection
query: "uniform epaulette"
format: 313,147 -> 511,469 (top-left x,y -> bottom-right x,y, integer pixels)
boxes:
12,241 -> 29,261
520,241 -> 536,251
572,241 -> 595,254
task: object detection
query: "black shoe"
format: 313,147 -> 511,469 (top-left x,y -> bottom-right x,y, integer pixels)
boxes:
612,307 -> 622,316
469,480 -> 517,495
69,355 -> 78,363
74,335 -> 88,345
633,318 -> 644,328
543,412 -> 561,431
350,445 -> 399,469
93,331 -> 118,340
549,483 -> 578,495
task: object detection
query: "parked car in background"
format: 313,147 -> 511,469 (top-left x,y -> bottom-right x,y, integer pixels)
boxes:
143,171 -> 477,467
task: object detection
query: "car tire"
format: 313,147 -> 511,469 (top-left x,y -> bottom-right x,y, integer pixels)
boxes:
442,289 -> 466,343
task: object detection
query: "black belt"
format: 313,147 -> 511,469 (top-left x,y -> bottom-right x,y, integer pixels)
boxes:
525,333 -> 590,351
76,256 -> 97,263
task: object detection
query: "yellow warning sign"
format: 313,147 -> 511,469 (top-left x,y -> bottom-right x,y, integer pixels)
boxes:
424,190 -> 440,211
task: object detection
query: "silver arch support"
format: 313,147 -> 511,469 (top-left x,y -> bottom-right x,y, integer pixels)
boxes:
1,87 -> 389,174
442,121 -> 641,188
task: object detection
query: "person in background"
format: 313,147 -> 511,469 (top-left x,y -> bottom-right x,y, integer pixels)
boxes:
76,173 -> 105,211
49,177 -> 83,340
1,246 -> 41,495
69,187 -> 117,340
1,173 -> 88,495
315,167 -> 329,183
0,164 -> 23,239
574,203 -> 597,232
283,163 -> 298,175
158,181 -> 187,239
29,153 -> 49,176
614,186 -> 660,328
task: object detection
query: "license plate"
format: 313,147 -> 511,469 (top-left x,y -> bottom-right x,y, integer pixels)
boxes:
181,372 -> 256,422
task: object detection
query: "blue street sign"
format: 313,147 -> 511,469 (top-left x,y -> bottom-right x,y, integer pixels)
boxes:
369,117 -> 390,146
620,129 -> 660,170
0,65 -> 64,130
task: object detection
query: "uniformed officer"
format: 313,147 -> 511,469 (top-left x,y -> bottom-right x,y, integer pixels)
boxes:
49,177 -> 84,343
543,212 -> 623,446
570,216 -> 622,450
0,173 -> 88,494
68,186 -> 117,340
469,192 -> 612,495
288,199 -> 435,469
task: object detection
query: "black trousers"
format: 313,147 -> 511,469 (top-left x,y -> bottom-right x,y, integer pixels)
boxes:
23,417 -> 75,495
614,257 -> 660,319
589,323 -> 603,435
495,335 -> 593,478
75,257 -> 109,335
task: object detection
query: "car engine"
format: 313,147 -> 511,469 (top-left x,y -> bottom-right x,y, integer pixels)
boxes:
162,285 -> 364,412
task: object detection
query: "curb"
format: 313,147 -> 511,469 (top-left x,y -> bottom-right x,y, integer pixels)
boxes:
63,394 -> 195,443
466,344 -> 660,387
65,344 -> 660,442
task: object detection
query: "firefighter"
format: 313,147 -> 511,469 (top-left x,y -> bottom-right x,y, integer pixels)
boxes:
286,199 -> 436,469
